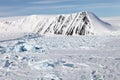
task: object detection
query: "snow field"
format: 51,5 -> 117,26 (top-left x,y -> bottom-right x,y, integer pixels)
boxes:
0,34 -> 120,80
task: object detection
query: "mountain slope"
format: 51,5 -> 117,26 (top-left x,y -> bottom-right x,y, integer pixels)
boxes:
0,11 -> 115,35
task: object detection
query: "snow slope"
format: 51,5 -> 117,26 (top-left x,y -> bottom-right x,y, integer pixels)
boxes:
0,12 -> 116,35
102,17 -> 120,27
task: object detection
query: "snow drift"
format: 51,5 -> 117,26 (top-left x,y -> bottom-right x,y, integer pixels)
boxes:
0,11 -> 115,35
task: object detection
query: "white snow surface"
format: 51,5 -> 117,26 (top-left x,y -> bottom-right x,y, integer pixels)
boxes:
0,11 -> 120,80
0,34 -> 120,80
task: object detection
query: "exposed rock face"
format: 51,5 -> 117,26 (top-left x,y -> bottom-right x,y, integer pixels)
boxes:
36,12 -> 93,35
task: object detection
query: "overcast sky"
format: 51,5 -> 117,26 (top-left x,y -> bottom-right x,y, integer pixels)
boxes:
0,0 -> 120,17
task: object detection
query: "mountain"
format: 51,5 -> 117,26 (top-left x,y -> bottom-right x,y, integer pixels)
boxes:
0,11 -> 115,35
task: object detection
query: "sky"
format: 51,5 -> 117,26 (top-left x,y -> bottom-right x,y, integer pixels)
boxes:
0,0 -> 120,17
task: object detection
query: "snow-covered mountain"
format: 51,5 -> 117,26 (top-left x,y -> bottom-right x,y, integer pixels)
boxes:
0,11 -> 115,35
0,12 -> 120,80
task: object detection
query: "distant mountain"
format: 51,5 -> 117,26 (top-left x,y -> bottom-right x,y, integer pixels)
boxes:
0,11 -> 115,35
